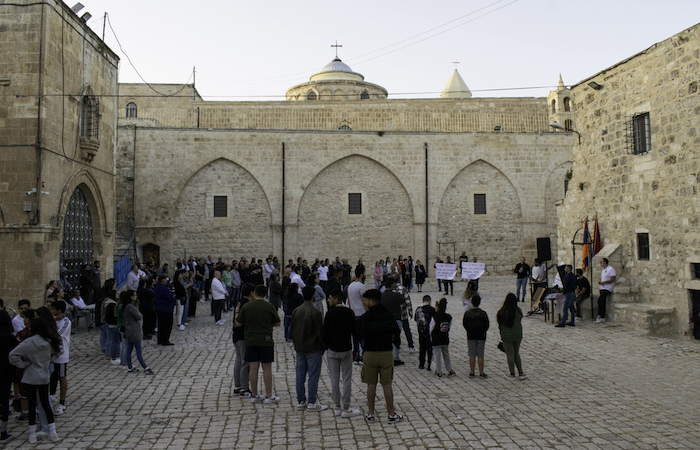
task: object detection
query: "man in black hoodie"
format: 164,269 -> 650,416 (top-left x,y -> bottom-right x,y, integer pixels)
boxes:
356,289 -> 403,424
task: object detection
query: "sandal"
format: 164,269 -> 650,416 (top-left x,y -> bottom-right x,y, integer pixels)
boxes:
365,414 -> 375,423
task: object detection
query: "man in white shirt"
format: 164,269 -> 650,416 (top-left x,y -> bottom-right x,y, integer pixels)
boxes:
69,289 -> 94,330
126,264 -> 140,291
211,271 -> 228,325
264,258 -> 275,287
597,258 -> 616,324
11,299 -> 31,335
346,268 -> 367,364
290,265 -> 306,294
317,261 -> 329,292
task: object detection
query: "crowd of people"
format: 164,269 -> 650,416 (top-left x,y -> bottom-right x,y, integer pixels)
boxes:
0,252 -> 538,441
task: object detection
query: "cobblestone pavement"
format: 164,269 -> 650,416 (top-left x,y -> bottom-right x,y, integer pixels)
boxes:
7,276 -> 700,449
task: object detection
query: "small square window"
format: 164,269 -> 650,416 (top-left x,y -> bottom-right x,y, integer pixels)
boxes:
348,193 -> 362,215
691,263 -> 700,280
637,233 -> 649,260
213,196 -> 227,217
474,194 -> 486,215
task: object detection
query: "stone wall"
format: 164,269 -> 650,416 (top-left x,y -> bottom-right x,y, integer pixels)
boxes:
557,23 -> 700,336
0,0 -> 118,306
119,125 -> 572,276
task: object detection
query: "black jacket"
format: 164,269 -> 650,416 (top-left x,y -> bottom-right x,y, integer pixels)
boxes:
356,304 -> 400,352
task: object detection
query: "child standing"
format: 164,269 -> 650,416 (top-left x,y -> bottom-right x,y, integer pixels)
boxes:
430,298 -> 455,378
414,295 -> 435,370
462,295 -> 490,378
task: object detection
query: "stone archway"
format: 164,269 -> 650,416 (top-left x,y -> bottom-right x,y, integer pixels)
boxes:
437,160 -> 522,274
60,186 -> 94,288
296,155 -> 414,262
172,158 -> 273,260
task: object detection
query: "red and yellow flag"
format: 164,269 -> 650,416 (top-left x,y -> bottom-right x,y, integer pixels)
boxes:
582,220 -> 590,269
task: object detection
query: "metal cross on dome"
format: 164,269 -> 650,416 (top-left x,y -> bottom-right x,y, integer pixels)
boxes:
331,41 -> 342,58
453,61 -> 460,69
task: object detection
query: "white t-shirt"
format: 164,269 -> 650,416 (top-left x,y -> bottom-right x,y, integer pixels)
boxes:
317,265 -> 329,281
11,315 -> 24,335
347,281 -> 367,317
54,317 -> 71,364
600,265 -> 616,292
290,273 -> 305,294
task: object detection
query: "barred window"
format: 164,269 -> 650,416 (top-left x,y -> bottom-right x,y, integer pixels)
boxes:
348,193 -> 362,215
627,112 -> 651,155
126,102 -> 137,118
81,96 -> 99,139
360,91 -> 370,100
474,194 -> 486,215
213,196 -> 227,217
637,233 -> 649,261
307,91 -> 317,101
339,125 -> 352,131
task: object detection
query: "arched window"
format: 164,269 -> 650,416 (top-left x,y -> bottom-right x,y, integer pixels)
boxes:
81,95 -> 99,138
338,125 -> 352,131
563,97 -> 572,112
126,102 -> 137,118
307,91 -> 317,101
551,99 -> 557,114
360,91 -> 370,100
564,119 -> 573,131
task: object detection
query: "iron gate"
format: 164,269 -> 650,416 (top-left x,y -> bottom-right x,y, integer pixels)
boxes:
59,188 -> 93,290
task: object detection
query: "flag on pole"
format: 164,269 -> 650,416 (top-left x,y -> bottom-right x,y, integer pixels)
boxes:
582,219 -> 590,269
593,214 -> 602,255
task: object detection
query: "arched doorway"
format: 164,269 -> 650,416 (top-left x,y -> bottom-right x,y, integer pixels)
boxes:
60,187 -> 94,289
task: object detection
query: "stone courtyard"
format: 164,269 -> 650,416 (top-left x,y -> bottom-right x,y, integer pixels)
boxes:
7,276 -> 700,449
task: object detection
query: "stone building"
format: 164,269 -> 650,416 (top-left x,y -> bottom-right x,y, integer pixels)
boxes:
556,23 -> 700,337
0,0 -> 119,305
116,61 -> 573,275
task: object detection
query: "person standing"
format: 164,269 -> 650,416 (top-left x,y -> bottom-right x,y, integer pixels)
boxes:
356,289 -> 403,423
414,295 -> 435,370
123,292 -> 154,375
48,301 -> 70,415
393,274 -> 415,353
497,293 -> 526,380
430,298 -> 454,378
434,256 -> 444,293
555,265 -> 577,328
597,258 -> 616,324
323,289 -> 360,418
232,284 -> 254,397
154,275 -> 176,346
291,286 -> 327,411
414,260 -> 426,293
458,251 -> 469,278
380,278 -> 404,366
530,258 -> 547,300
211,271 -> 227,325
462,295 -> 489,378
235,285 -> 281,404
347,268 -> 367,364
126,265 -> 140,292
513,257 -> 531,302
9,318 -> 62,443
443,256 -> 454,296
317,260 -> 329,293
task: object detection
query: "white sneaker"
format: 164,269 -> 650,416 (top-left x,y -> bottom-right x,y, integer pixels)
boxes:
110,358 -> 120,365
296,401 -> 307,410
341,407 -> 361,418
178,325 -> 186,331
575,317 -> 582,323
250,395 -> 263,404
334,407 -> 343,416
35,430 -> 49,439
264,396 -> 280,404
599,318 -> 606,323
216,319 -> 225,325
54,404 -> 66,415
595,316 -> 601,323
307,402 -> 328,411
409,347 -> 417,353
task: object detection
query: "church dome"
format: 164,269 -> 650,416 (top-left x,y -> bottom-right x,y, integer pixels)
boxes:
286,55 -> 386,102
310,57 -> 364,82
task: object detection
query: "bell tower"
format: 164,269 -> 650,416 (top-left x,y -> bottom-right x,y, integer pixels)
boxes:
547,74 -> 575,131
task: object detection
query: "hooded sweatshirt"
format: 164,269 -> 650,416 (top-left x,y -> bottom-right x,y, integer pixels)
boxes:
9,334 -> 61,385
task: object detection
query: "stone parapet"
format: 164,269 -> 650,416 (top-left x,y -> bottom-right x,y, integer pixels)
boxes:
612,303 -> 676,336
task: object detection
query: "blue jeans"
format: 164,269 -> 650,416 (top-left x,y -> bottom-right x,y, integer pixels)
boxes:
295,352 -> 323,404
107,327 -> 120,360
125,340 -> 147,369
392,320 -> 402,360
437,279 -> 443,292
284,315 -> 292,341
516,277 -> 528,301
560,291 -> 576,324
180,299 -> 189,325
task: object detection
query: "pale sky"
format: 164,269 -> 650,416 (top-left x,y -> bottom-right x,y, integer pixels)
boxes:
80,0 -> 700,101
